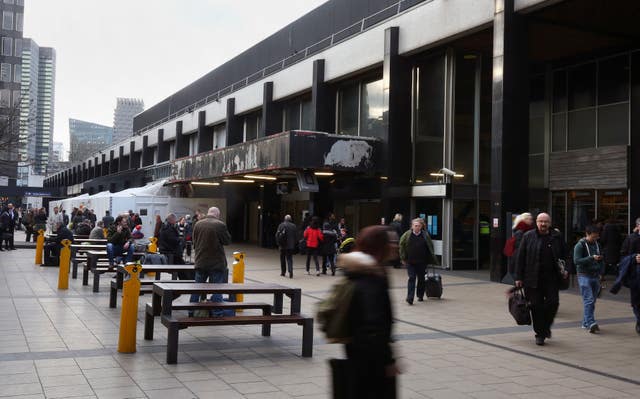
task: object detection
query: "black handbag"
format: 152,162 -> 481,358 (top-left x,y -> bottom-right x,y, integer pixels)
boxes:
508,287 -> 531,325
557,259 -> 570,290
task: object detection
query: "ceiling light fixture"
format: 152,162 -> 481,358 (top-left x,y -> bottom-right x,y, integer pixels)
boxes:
191,182 -> 220,186
223,179 -> 255,183
244,174 -> 276,181
314,172 -> 334,176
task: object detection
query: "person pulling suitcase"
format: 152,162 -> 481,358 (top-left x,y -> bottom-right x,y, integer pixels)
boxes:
399,218 -> 439,305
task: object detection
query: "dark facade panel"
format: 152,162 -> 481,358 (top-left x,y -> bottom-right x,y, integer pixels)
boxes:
363,3 -> 399,29
399,0 -> 430,13
332,22 -> 362,44
133,0 -> 400,133
549,146 -> 628,190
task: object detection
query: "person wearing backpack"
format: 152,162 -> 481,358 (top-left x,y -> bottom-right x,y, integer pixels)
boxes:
505,213 -> 534,275
303,217 -> 324,276
276,215 -> 297,278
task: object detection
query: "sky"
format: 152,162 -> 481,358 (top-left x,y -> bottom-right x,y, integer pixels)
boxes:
23,0 -> 327,158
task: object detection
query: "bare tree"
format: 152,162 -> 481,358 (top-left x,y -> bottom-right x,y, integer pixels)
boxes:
0,97 -> 36,178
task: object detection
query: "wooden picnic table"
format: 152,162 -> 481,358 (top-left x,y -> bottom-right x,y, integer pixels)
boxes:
84,250 -> 145,292
109,264 -> 195,308
147,282 -> 310,363
70,244 -> 107,279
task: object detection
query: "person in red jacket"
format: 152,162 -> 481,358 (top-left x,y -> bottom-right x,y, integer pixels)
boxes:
304,217 -> 324,276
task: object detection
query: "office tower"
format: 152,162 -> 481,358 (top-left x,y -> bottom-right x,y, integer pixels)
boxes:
69,118 -> 113,162
113,98 -> 144,143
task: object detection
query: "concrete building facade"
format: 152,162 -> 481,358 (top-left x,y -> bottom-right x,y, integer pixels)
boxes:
113,98 -> 143,143
68,118 -> 113,163
45,0 -> 640,281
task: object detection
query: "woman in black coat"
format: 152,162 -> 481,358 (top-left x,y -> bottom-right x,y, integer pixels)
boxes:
337,225 -> 399,398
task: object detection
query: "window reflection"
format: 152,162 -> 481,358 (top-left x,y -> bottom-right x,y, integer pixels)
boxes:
360,79 -> 385,139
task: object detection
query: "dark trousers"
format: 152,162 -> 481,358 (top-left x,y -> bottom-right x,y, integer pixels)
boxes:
407,263 -> 427,300
25,227 -> 34,242
306,248 -> 320,272
43,243 -> 60,265
322,254 -> 336,274
525,276 -> 560,337
280,249 -> 293,276
3,231 -> 14,249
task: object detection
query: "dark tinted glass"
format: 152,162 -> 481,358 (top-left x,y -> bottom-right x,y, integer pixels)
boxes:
598,55 -> 629,105
552,113 -> 566,152
529,154 -> 544,189
568,63 -> 596,110
553,70 -> 567,113
568,109 -> 596,150
598,103 -> 628,146
338,83 -> 359,135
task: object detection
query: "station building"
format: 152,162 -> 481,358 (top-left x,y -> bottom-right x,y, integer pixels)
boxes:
45,0 -> 640,281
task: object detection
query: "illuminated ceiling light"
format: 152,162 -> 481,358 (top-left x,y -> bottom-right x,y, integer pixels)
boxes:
454,174 -> 465,178
223,179 -> 255,183
380,176 -> 388,180
415,179 -> 423,183
191,181 -> 220,186
244,174 -> 276,181
314,172 -> 334,176
429,173 -> 444,177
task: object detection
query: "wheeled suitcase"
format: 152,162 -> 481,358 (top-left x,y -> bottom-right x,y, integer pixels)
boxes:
425,266 -> 443,298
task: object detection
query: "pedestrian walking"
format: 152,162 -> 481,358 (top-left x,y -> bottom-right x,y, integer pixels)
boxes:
190,207 -> 232,316
321,222 -> 338,275
389,213 -> 404,267
276,215 -> 297,278
515,212 -> 568,346
335,225 -> 399,398
0,203 -> 18,250
47,206 -> 63,234
610,252 -> 640,334
573,225 -> 605,333
399,218 -> 438,305
23,209 -> 34,242
303,217 -> 324,276
505,212 -> 534,275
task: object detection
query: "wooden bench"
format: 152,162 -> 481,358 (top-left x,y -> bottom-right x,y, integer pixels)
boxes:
161,314 -> 312,364
71,244 -> 107,279
148,282 -> 311,363
110,264 -> 196,307
84,250 -> 145,292
109,279 -> 195,308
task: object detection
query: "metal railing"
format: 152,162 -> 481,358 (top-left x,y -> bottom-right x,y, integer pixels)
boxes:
134,0 -> 429,135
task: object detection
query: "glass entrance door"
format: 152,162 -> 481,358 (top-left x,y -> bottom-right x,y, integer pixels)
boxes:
415,198 -> 443,265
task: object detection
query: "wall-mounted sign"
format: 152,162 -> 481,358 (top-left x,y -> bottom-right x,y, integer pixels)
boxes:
0,176 -> 8,187
24,192 -> 52,197
411,184 -> 450,198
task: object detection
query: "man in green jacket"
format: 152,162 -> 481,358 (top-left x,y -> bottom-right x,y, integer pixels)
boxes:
573,225 -> 605,334
399,218 -> 438,305
190,207 -> 232,315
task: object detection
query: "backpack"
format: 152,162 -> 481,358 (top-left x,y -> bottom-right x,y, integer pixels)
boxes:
276,226 -> 287,247
316,278 -> 355,343
503,236 -> 516,257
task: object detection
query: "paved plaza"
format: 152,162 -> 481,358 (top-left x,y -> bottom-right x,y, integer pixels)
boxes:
1,242 -> 640,399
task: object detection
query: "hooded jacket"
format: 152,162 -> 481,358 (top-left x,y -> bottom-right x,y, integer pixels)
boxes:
337,252 -> 394,366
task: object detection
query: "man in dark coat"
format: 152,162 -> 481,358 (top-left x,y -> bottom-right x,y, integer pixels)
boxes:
321,222 -> 338,275
515,212 -> 568,346
158,213 -> 183,264
276,214 -> 297,278
43,222 -> 73,266
0,203 -> 18,250
102,211 -> 114,228
621,218 -> 640,256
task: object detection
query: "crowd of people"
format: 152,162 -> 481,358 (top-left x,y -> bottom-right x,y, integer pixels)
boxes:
505,211 -> 640,346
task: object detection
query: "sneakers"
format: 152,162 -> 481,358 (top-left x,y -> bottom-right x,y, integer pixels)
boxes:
306,270 -> 310,275
417,297 -> 424,302
316,272 -> 320,276
535,336 -> 545,346
406,298 -> 413,305
589,323 -> 600,334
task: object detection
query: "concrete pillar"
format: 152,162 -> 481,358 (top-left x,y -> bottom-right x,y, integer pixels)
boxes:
226,98 -> 243,146
197,111 -> 214,153
310,59 -> 334,132
262,82 -> 282,136
175,121 -> 188,159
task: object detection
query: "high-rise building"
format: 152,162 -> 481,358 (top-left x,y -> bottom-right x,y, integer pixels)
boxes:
69,118 -> 113,163
0,0 -> 24,178
51,141 -> 64,162
113,98 -> 144,143
17,38 -> 56,182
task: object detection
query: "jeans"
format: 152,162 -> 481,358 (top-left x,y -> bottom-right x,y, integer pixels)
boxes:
280,249 -> 293,276
106,243 -> 134,265
306,248 -> 320,272
578,274 -> 600,328
190,269 -> 228,316
407,263 -> 427,301
525,274 -> 559,337
322,254 -> 336,274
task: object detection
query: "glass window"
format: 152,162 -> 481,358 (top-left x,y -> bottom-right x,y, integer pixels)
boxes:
568,109 -> 596,150
0,63 -> 10,82
568,63 -> 596,110
17,0 -> 23,5
15,13 -> 22,31
529,75 -> 545,155
552,113 -> 566,152
568,190 -> 595,245
338,83 -> 359,135
551,192 -> 566,237
0,89 -> 10,107
598,55 -> 629,105
14,38 -> 21,55
243,113 -> 260,142
529,154 -> 544,189
13,63 -> 19,82
452,199 -> 476,260
598,103 -> 628,146
598,190 -> 628,225
3,0 -> 15,4
1,37 -> 11,56
213,124 -> 226,149
553,70 -> 567,113
12,89 -> 19,106
414,55 -> 445,182
301,99 -> 312,130
2,11 -> 13,30
360,79 -> 385,139
454,55 -> 476,184
284,102 -> 300,131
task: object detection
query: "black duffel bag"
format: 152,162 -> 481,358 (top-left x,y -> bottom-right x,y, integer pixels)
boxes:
508,287 -> 531,325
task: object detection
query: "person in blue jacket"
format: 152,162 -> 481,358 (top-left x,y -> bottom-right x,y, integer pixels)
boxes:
573,225 -> 605,334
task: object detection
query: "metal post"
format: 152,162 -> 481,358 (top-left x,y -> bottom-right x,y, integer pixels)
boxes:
232,251 -> 245,310
118,262 -> 141,353
35,230 -> 45,265
57,239 -> 72,290
148,237 -> 158,253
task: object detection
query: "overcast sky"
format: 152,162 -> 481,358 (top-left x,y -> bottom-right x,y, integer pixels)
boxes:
23,0 -> 327,157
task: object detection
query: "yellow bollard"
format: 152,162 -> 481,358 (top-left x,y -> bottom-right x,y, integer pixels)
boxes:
232,252 -> 245,310
103,228 -> 108,238
35,229 -> 45,265
57,239 -> 72,290
148,237 -> 158,253
118,262 -> 141,353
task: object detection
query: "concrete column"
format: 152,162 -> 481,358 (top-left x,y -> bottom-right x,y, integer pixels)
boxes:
490,0 -> 530,282
262,82 -> 282,136
310,59 -> 334,132
118,146 -> 125,172
129,142 -> 137,170
197,111 -> 214,153
226,98 -> 243,146
175,121 -> 188,159
157,129 -> 170,163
